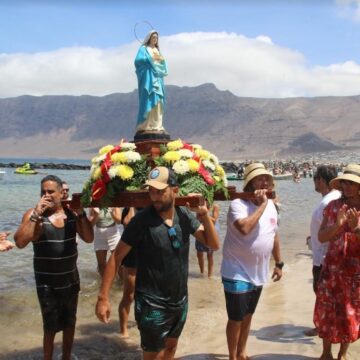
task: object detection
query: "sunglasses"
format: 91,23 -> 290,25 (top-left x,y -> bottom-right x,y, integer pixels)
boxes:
167,226 -> 181,249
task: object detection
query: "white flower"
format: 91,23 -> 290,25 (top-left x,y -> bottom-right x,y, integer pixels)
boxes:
192,144 -> 202,150
173,160 -> 190,175
203,159 -> 216,171
209,153 -> 219,165
108,165 -> 120,179
121,142 -> 136,151
124,151 -> 141,163
92,153 -> 106,165
178,149 -> 194,158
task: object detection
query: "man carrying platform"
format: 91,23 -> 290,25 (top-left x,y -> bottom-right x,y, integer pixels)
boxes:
96,166 -> 219,360
14,175 -> 94,360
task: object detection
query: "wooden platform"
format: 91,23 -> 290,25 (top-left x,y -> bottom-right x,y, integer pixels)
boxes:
63,187 -> 275,209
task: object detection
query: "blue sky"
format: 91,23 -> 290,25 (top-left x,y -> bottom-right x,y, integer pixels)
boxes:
0,0 -> 359,98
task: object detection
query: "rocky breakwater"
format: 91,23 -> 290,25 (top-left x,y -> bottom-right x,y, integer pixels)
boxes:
0,162 -> 90,170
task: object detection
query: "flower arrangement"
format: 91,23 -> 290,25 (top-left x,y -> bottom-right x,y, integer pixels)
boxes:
155,139 -> 228,204
81,139 -> 228,207
81,142 -> 150,207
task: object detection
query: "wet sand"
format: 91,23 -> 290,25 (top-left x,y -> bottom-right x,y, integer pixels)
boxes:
1,255 -> 360,360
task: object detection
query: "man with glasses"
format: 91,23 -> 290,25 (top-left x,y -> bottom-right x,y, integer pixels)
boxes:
304,165 -> 341,337
61,181 -> 70,200
96,166 -> 219,359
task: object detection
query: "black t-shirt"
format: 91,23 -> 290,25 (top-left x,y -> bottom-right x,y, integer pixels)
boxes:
121,206 -> 200,305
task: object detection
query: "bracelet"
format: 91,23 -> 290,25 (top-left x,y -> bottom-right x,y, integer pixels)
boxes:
97,295 -> 109,302
29,210 -> 43,223
275,261 -> 284,270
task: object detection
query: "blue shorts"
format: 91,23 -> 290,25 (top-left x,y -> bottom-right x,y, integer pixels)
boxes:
195,240 -> 213,254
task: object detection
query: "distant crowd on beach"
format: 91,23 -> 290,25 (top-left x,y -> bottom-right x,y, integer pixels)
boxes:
1,161 -> 360,360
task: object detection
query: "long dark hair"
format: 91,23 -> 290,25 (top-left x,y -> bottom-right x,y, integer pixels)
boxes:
145,31 -> 160,51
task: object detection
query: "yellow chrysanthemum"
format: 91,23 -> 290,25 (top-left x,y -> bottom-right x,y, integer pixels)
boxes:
195,148 -> 210,160
111,152 -> 127,163
117,165 -> 134,180
167,139 -> 183,151
187,159 -> 200,172
215,165 -> 225,177
163,151 -> 181,163
98,145 -> 114,155
91,167 -> 102,181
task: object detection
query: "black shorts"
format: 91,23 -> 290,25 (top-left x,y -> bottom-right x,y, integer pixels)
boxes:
122,247 -> 137,268
36,285 -> 79,333
224,286 -> 263,322
135,294 -> 188,352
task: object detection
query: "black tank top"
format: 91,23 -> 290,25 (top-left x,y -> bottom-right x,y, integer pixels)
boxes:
33,209 -> 80,293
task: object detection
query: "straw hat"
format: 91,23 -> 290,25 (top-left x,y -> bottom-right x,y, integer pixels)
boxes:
330,163 -> 360,190
243,163 -> 273,190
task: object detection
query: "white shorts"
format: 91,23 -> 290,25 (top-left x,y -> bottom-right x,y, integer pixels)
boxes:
94,225 -> 121,251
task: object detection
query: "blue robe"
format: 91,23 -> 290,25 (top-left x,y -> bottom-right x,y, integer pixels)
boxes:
134,45 -> 168,127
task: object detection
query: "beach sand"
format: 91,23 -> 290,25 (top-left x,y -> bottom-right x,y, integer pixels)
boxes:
1,254 -> 360,360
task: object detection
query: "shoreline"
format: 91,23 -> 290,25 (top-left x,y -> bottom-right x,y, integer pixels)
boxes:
1,256 -> 360,359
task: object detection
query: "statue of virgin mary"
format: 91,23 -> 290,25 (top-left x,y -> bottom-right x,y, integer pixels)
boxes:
134,30 -> 169,139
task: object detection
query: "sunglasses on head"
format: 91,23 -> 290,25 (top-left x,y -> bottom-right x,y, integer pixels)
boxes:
167,226 -> 181,250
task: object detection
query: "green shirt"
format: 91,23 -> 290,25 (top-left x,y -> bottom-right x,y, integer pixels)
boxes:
122,206 -> 200,305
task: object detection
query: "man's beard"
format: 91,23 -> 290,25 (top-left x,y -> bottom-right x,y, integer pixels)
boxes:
153,198 -> 173,213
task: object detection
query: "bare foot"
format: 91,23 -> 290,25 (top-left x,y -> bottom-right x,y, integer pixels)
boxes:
337,356 -> 347,360
119,332 -> 129,339
319,354 -> 334,360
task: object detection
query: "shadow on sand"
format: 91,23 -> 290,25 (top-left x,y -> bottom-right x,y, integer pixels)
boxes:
251,324 -> 317,345
0,320 -> 141,360
178,354 -> 228,360
250,354 -> 316,359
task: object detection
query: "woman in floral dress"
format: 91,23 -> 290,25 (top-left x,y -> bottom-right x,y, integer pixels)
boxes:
314,164 -> 360,360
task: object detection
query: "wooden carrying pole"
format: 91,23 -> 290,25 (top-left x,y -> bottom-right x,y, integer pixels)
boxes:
63,189 -> 276,209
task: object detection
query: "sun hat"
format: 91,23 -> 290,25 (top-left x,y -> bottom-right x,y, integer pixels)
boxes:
144,166 -> 178,190
243,163 -> 273,190
329,163 -> 360,190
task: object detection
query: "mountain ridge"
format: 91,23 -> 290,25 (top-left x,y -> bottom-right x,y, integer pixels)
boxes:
0,83 -> 359,160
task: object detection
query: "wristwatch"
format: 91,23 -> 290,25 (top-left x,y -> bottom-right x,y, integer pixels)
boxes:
275,261 -> 284,270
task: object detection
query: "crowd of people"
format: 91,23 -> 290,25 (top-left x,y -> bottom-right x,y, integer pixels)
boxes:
1,162 -> 360,360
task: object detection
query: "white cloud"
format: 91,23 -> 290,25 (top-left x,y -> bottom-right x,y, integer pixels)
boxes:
336,0 -> 360,22
0,31 -> 360,98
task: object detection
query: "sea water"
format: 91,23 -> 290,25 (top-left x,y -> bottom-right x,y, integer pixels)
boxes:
0,161 -> 319,357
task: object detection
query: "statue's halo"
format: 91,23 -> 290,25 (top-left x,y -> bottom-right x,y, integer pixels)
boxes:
134,21 -> 154,43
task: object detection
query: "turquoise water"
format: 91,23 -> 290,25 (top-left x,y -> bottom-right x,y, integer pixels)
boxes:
0,163 -> 318,293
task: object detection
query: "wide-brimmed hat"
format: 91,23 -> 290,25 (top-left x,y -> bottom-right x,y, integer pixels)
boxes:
330,163 -> 360,190
243,163 -> 273,190
144,166 -> 178,190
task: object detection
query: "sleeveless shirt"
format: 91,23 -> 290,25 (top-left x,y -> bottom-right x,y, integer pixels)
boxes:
33,209 -> 80,294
